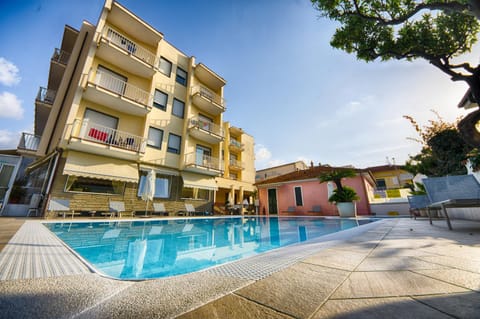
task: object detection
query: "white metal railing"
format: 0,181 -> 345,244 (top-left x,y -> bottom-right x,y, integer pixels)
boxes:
188,117 -> 224,138
185,152 -> 222,171
92,68 -> 152,106
229,158 -> 244,170
229,138 -> 244,150
52,48 -> 70,65
36,87 -> 56,104
73,119 -> 146,153
18,132 -> 40,152
104,27 -> 157,66
191,86 -> 226,109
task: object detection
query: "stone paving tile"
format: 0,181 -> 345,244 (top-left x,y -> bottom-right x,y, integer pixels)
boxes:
414,269 -> 480,292
367,247 -> 438,258
312,297 -> 452,319
419,244 -> 480,261
76,273 -> 250,319
331,271 -> 468,299
356,256 -> 449,271
415,292 -> 480,319
177,293 -> 294,319
236,263 -> 349,319
416,255 -> 480,274
302,249 -> 368,271
0,274 -> 132,319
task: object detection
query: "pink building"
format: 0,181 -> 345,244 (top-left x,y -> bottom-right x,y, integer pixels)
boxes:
255,165 -> 375,216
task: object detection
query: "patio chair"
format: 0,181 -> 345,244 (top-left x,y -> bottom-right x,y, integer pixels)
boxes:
407,195 -> 431,219
152,202 -> 169,216
423,175 -> 480,230
107,201 -> 135,218
27,193 -> 43,217
47,198 -> 77,218
178,203 -> 196,216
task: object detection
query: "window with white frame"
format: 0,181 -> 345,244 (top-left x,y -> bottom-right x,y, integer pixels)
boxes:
158,57 -> 172,77
172,98 -> 184,118
153,89 -> 168,111
137,172 -> 171,198
176,67 -> 187,86
147,127 -> 163,149
167,133 -> 181,154
294,186 -> 303,206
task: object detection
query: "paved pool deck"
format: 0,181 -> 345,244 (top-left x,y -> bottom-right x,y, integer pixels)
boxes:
0,216 -> 479,318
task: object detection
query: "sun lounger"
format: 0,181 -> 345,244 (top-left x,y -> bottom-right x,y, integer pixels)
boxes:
48,198 -> 78,218
423,175 -> 480,230
107,201 -> 135,218
152,203 -> 169,216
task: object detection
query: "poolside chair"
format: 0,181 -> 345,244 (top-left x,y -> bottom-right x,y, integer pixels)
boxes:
423,175 -> 480,230
47,198 -> 77,218
407,195 -> 431,219
152,203 -> 169,216
27,193 -> 42,217
309,205 -> 322,214
178,203 -> 196,216
108,201 -> 135,218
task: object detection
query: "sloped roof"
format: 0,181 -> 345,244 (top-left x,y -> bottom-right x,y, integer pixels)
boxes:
255,165 -> 372,186
366,164 -> 407,173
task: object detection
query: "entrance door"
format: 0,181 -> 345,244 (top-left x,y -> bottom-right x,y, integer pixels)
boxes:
196,145 -> 211,167
267,188 -> 278,215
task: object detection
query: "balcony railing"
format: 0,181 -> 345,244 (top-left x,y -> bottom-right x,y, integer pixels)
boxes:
18,132 -> 40,152
104,27 -> 157,66
36,87 -> 56,105
92,68 -> 152,106
73,119 -> 146,153
188,117 -> 223,137
192,86 -> 226,108
185,152 -> 221,171
229,139 -> 244,151
51,48 -> 70,65
229,158 -> 244,170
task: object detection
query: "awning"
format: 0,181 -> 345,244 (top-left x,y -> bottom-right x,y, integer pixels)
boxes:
63,151 -> 139,183
181,171 -> 218,190
139,164 -> 179,176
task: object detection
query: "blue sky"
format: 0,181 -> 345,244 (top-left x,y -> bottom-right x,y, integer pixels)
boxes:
0,0 -> 476,169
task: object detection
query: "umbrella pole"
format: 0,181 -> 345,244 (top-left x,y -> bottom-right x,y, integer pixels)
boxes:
145,199 -> 148,217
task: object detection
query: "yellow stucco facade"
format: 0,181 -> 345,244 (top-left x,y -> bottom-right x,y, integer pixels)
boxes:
30,0 -> 256,216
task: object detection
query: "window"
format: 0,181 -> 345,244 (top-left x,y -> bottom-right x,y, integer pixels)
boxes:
84,109 -> 118,129
176,67 -> 187,86
158,57 -> 172,77
172,98 -> 185,118
376,179 -> 386,189
196,145 -> 211,166
147,127 -> 163,149
294,186 -> 303,206
65,176 -> 124,195
181,187 -> 212,200
167,133 -> 181,154
153,89 -> 168,111
137,172 -> 171,198
83,109 -> 118,143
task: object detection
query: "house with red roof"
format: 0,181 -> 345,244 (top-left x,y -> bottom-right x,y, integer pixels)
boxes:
255,164 -> 376,216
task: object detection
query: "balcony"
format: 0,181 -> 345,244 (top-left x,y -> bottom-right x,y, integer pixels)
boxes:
229,158 -> 244,171
188,117 -> 224,144
35,87 -> 56,105
96,26 -> 157,78
195,63 -> 226,91
184,152 -> 222,176
83,69 -> 152,116
52,48 -> 70,65
191,86 -> 226,116
229,139 -> 244,152
68,119 -> 146,160
17,133 -> 41,154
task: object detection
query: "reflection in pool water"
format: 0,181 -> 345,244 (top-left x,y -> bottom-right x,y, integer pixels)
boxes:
44,216 -> 375,280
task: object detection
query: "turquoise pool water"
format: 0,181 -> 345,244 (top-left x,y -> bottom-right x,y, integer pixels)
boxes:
44,216 -> 376,280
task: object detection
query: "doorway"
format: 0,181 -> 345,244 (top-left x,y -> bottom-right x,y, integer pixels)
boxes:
267,188 -> 278,215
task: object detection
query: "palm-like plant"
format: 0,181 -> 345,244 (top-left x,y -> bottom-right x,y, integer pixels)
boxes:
318,169 -> 359,203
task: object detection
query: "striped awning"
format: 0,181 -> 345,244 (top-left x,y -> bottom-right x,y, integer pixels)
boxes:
181,171 -> 218,190
63,151 -> 139,183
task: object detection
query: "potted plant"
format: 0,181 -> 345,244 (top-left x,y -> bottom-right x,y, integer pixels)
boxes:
318,169 -> 359,217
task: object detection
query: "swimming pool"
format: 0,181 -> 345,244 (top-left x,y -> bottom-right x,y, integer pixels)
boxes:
44,216 -> 376,280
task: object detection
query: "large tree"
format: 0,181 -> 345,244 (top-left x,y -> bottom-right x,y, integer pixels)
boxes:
311,0 -> 480,144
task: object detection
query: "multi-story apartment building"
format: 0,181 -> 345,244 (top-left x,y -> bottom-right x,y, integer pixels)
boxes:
8,0 -> 255,217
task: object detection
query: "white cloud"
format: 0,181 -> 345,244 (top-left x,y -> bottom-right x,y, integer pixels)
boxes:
0,130 -> 20,149
255,144 -> 272,162
0,58 -> 21,86
0,91 -> 24,119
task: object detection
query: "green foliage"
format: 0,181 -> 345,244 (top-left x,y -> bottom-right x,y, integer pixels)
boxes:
318,168 -> 359,202
328,186 -> 359,203
404,112 -> 470,176
311,0 -> 480,101
406,182 -> 427,195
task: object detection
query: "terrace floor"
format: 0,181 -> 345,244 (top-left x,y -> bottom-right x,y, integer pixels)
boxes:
0,216 -> 479,318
